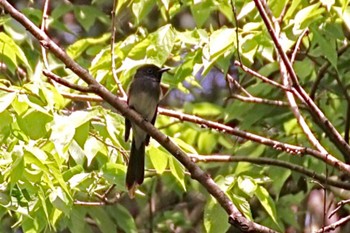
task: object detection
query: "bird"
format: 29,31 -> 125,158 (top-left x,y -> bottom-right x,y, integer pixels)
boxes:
124,64 -> 169,197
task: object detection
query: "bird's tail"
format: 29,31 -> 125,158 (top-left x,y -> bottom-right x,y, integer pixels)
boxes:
126,139 -> 145,198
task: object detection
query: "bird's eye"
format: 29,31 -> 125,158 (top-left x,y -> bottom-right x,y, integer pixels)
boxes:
147,69 -> 153,74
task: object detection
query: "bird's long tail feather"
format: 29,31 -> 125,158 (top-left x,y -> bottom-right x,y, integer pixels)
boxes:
126,139 -> 145,198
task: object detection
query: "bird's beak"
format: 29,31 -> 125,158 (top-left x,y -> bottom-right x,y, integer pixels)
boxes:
159,67 -> 171,73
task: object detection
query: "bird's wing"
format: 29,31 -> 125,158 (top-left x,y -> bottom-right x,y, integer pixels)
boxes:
145,106 -> 158,146
124,117 -> 131,142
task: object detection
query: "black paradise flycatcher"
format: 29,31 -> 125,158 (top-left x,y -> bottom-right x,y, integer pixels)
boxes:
124,64 -> 170,197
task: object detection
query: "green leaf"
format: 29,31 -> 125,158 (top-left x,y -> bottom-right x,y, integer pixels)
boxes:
173,137 -> 198,154
67,34 -> 110,59
169,157 -> 186,191
84,136 -> 106,166
102,162 -> 126,190
107,204 -> 137,233
0,91 -> 16,113
237,176 -> 257,198
293,3 -> 324,33
148,146 -> 169,174
231,193 -> 253,220
209,28 -> 236,58
185,102 -> 224,117
190,0 -> 213,27
104,111 -> 123,144
128,24 -> 176,65
269,0 -> 288,17
0,32 -> 31,72
74,6 -> 105,32
88,207 -> 117,233
237,1 -> 256,19
255,185 -> 282,231
49,187 -> 71,215
216,0 -> 234,22
204,197 -> 229,233
333,7 -> 350,32
132,0 -> 157,25
12,94 -> 29,115
17,110 -> 52,140
67,207 -> 90,233
68,173 -> 90,189
50,110 -> 97,159
197,131 -> 217,154
51,3 -> 73,19
266,164 -> 291,199
311,26 -> 338,69
0,110 -> 13,141
69,140 -> 86,165
10,147 -> 24,185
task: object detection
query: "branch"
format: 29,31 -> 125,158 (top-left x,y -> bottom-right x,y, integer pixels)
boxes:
189,154 -> 350,190
158,108 -> 350,174
230,93 -> 300,108
234,60 -> 290,91
43,70 -> 95,92
254,0 -> 350,161
40,0 -> 50,70
315,215 -> 350,233
0,1 -> 274,231
290,29 -> 309,64
111,0 -> 127,98
275,22 -> 328,154
329,199 -> 350,218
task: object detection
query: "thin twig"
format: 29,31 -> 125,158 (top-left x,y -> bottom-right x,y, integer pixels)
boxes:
315,215 -> 350,233
189,154 -> 350,190
43,70 -> 95,92
282,48 -> 328,154
74,200 -> 107,206
227,73 -> 252,97
290,29 -> 309,64
111,0 -> 127,98
230,93 -> 299,108
40,0 -> 50,70
234,60 -> 290,91
329,199 -> 350,218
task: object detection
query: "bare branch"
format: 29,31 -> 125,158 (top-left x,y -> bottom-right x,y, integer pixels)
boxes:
43,70 -> 95,92
190,154 -> 350,190
234,60 -> 290,91
315,215 -> 350,233
291,29 -> 309,64
111,0 -> 127,98
230,93 -> 297,108
159,108 -> 350,174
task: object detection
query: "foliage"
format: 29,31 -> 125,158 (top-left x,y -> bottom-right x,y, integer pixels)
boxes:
0,0 -> 350,232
